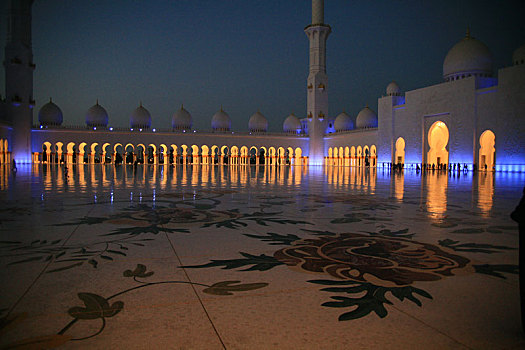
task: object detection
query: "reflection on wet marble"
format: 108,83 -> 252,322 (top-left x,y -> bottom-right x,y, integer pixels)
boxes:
0,164 -> 524,349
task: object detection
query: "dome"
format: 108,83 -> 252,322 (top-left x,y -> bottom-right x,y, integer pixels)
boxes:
172,105 -> 192,130
334,112 -> 353,131
211,108 -> 231,131
356,106 -> 377,128
248,111 -> 268,132
38,98 -> 63,126
386,81 -> 401,96
513,44 -> 525,65
283,113 -> 301,133
85,100 -> 108,127
130,103 -> 151,129
443,30 -> 492,81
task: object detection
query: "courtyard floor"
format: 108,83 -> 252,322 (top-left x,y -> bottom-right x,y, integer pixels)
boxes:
0,164 -> 524,349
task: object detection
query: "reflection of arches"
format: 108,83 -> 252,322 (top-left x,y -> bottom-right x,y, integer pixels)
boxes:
350,146 -> 356,166
479,130 -> 495,170
395,137 -> 405,165
427,121 -> 449,166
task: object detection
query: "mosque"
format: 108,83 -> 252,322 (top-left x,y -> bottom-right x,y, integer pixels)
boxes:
1,0 -> 524,171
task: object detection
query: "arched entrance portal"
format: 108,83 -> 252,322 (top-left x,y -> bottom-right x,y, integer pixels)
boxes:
395,137 -> 405,165
427,121 -> 449,167
479,130 -> 495,171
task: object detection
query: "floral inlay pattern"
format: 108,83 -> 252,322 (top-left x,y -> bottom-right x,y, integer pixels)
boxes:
273,233 -> 470,287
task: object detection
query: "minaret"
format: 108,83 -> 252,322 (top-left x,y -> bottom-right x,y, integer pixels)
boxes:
5,0 -> 35,163
305,0 -> 330,165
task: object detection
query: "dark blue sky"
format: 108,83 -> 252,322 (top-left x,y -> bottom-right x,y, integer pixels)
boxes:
1,0 -> 524,131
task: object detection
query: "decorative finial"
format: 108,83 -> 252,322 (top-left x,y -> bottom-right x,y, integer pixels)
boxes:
96,98 -> 99,105
181,103 -> 184,110
220,105 -> 223,112
49,97 -> 52,103
140,101 -> 143,107
466,26 -> 471,39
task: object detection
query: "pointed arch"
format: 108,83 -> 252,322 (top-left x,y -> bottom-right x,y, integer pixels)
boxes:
479,130 -> 495,170
427,121 -> 449,166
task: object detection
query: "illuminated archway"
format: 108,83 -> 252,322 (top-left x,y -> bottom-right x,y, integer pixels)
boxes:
249,146 -> 258,165
220,146 -> 229,164
124,143 -> 135,164
356,146 -> 363,167
201,145 -> 210,165
350,146 -> 356,166
210,145 -> 219,164
479,130 -> 495,171
240,146 -> 249,165
427,121 -> 449,167
55,142 -> 64,163
170,144 -> 178,164
294,147 -> 303,166
0,139 -> 4,164
159,144 -> 168,164
230,146 -> 239,165
113,143 -> 124,164
42,141 -> 52,163
395,137 -> 405,165
189,145 -> 198,164
370,145 -> 377,167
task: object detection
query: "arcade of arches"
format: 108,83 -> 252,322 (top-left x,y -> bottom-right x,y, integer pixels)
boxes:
326,145 -> 377,167
36,142 -> 306,166
4,127 -> 497,169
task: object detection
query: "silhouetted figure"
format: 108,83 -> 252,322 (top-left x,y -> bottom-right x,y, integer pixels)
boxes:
511,186 -> 525,333
12,159 -> 17,172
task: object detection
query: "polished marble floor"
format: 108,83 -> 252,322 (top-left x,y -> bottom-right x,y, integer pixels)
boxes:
0,164 -> 524,349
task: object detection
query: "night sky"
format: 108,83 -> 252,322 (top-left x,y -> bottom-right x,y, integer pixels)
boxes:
1,0 -> 524,131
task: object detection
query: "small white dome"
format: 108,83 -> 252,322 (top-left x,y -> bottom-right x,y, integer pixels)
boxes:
283,114 -> 301,133
85,101 -> 108,127
334,112 -> 354,131
248,111 -> 268,132
211,108 -> 231,131
172,105 -> 192,130
38,98 -> 63,126
513,44 -> 525,65
443,31 -> 492,80
356,107 -> 377,128
386,81 -> 401,96
130,103 -> 151,129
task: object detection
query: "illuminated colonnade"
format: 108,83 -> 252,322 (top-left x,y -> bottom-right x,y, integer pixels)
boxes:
326,144 -> 377,167
36,140 -> 307,166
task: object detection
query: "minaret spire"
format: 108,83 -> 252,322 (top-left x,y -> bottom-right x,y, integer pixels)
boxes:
312,0 -> 324,24
305,0 -> 331,165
